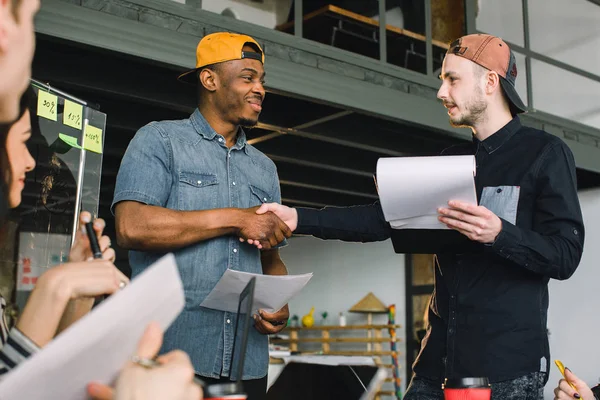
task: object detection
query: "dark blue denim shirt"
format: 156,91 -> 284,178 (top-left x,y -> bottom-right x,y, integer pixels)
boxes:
112,109 -> 285,379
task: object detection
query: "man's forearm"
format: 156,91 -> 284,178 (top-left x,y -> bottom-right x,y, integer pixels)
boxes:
16,274 -> 70,347
115,202 -> 246,252
261,249 -> 287,276
296,202 -> 391,242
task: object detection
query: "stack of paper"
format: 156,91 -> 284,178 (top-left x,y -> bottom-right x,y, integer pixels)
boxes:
376,155 -> 477,229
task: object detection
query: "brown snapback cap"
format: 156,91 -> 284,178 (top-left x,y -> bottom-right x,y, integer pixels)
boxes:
448,34 -> 527,114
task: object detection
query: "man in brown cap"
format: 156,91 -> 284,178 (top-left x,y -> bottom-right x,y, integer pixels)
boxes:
252,34 -> 584,399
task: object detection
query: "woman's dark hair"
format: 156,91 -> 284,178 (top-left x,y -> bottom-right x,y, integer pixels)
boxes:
0,86 -> 35,227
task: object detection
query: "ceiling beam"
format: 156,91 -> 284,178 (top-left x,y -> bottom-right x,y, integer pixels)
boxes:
248,110 -> 354,146
279,180 -> 377,199
266,154 -> 373,177
294,110 -> 354,130
255,122 -> 407,156
281,198 -> 328,208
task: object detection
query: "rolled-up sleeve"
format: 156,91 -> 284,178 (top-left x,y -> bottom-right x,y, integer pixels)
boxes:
111,123 -> 173,214
0,328 -> 40,376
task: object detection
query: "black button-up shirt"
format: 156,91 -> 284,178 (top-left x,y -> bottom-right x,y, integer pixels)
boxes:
294,117 -> 584,383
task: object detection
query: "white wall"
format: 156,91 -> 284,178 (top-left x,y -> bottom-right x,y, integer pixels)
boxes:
545,188 -> 600,398
477,0 -> 600,129
279,236 -> 407,390
201,0 -> 292,29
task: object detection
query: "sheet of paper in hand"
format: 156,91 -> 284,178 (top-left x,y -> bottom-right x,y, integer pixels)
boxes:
201,269 -> 313,314
376,155 -> 477,230
0,253 -> 185,400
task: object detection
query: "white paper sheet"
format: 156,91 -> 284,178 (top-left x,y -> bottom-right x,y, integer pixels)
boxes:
0,253 -> 185,400
376,155 -> 477,229
200,269 -> 312,313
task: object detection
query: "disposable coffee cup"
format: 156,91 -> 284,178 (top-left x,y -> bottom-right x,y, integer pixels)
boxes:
443,377 -> 491,400
204,382 -> 247,400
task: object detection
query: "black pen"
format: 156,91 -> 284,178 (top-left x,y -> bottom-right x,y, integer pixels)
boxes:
85,221 -> 103,259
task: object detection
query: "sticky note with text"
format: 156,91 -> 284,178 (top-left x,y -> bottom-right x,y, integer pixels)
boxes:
37,90 -> 58,121
63,100 -> 83,130
82,125 -> 103,154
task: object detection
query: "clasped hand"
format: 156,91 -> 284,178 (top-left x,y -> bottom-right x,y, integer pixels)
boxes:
237,206 -> 293,249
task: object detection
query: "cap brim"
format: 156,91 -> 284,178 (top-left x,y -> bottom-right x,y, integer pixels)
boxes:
500,77 -> 527,114
177,68 -> 198,85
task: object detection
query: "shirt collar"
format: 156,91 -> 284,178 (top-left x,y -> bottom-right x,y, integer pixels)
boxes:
190,108 -> 249,154
473,116 -> 522,154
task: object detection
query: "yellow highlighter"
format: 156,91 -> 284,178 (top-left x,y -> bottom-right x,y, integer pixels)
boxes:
555,359 -> 578,392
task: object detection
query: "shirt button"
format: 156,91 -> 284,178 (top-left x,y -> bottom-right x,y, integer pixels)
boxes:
573,229 -> 578,235
233,249 -> 238,253
263,198 -> 267,202
197,180 -> 202,185
496,188 -> 502,193
226,319 -> 231,324
232,182 -> 236,186
218,138 -> 224,143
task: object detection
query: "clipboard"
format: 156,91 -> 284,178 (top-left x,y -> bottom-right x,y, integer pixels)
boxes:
390,229 -> 483,254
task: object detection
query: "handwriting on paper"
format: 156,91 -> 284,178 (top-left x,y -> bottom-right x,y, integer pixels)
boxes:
83,125 -> 103,154
63,100 -> 83,129
37,90 -> 58,121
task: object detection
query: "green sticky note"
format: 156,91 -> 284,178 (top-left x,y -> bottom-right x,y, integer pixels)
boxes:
58,133 -> 82,149
63,100 -> 83,130
37,90 -> 58,121
83,125 -> 103,154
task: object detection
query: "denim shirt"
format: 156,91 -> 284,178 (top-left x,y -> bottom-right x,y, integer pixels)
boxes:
111,109 -> 285,380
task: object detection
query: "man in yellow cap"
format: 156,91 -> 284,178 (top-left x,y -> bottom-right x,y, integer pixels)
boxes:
112,32 -> 292,399
252,34 -> 584,399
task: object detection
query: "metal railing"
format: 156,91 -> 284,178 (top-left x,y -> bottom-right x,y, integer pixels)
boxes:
284,0 -> 600,130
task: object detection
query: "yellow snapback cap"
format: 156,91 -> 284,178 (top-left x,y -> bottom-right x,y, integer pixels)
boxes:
178,32 -> 264,84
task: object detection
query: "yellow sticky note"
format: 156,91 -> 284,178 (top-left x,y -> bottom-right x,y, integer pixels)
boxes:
82,125 -> 103,154
37,90 -> 58,121
63,100 -> 83,130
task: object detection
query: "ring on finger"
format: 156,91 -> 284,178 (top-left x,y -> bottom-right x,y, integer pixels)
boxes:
131,355 -> 159,369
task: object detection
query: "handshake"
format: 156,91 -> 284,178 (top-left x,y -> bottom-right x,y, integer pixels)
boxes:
238,203 -> 297,249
